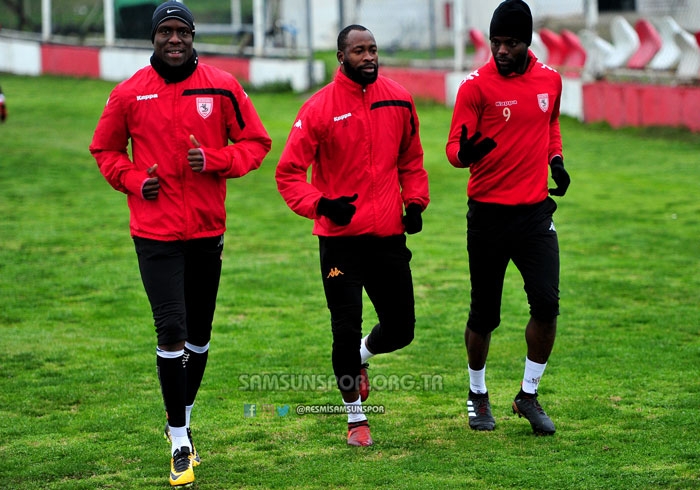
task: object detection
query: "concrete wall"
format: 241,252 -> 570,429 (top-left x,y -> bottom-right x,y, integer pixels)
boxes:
0,35 -> 324,92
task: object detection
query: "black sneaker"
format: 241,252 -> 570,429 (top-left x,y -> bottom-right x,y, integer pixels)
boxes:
512,390 -> 556,435
467,390 -> 495,431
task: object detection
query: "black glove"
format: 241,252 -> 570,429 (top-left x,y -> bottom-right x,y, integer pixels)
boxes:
402,203 -> 423,235
548,156 -> 570,196
457,124 -> 497,167
317,193 -> 358,226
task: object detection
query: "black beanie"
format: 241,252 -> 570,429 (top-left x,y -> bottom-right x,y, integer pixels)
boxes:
151,1 -> 195,42
489,0 -> 533,46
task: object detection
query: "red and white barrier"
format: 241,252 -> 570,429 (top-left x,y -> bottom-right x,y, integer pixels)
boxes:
1,33 -> 698,132
0,36 -> 323,92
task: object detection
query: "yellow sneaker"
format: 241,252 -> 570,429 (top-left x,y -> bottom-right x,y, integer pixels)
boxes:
169,446 -> 195,487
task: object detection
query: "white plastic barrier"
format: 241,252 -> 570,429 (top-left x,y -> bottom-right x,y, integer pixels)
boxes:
0,38 -> 42,75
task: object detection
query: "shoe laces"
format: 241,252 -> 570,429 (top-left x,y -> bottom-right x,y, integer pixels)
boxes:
531,399 -> 546,414
474,398 -> 490,416
172,447 -> 191,472
519,394 -> 546,414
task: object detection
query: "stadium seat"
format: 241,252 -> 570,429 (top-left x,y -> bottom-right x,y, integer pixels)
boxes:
469,28 -> 491,67
605,15 -> 640,68
539,28 -> 566,66
627,19 -> 662,69
670,18 -> 700,79
560,29 -> 587,77
578,29 -> 615,78
649,16 -> 682,70
530,31 -> 548,64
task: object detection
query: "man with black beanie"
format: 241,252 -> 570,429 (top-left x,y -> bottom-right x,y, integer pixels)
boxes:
90,1 -> 271,485
445,0 -> 570,436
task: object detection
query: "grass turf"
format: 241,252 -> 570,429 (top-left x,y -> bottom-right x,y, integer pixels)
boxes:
0,73 -> 699,489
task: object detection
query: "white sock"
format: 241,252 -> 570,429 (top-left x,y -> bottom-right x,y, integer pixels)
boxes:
360,335 -> 374,364
344,396 -> 367,424
468,365 -> 487,394
170,425 -> 191,454
185,404 -> 193,428
522,357 -> 547,394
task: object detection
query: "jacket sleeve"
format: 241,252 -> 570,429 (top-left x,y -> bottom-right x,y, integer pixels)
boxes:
398,97 -> 429,210
275,103 -> 325,220
199,83 -> 272,178
446,76 -> 482,168
89,88 -> 151,196
548,78 -> 564,162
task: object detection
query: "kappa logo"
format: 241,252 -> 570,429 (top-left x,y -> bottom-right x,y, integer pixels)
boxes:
460,69 -> 481,86
549,221 -> 556,232
197,97 -> 214,119
326,267 -> 344,278
333,112 -> 352,122
294,118 -> 302,129
537,93 -> 549,112
136,93 -> 158,101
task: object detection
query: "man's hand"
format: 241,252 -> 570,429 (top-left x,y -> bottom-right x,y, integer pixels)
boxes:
317,194 -> 358,226
548,156 -> 570,196
402,203 -> 423,235
188,134 -> 204,172
142,164 -> 160,200
457,124 -> 497,167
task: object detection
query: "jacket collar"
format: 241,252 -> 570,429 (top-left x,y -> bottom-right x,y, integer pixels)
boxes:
334,67 -> 374,92
150,49 -> 199,83
489,49 -> 538,77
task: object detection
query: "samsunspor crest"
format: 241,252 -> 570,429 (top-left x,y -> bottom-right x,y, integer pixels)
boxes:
197,97 -> 214,119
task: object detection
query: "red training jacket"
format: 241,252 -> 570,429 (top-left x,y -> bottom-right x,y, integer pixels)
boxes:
276,69 -> 430,237
90,62 -> 271,241
446,51 -> 563,205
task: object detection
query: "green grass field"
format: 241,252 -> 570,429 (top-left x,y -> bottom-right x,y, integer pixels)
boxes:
1,73 -> 699,489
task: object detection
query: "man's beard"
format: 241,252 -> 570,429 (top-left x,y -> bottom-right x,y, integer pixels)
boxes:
343,60 -> 378,85
495,51 -> 528,76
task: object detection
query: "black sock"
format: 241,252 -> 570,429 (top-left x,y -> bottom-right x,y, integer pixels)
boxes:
157,350 -> 187,428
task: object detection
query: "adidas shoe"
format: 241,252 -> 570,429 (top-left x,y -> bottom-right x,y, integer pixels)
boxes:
347,421 -> 374,446
512,390 -> 556,435
164,423 -> 200,466
169,446 -> 195,487
467,390 -> 495,431
359,363 -> 370,402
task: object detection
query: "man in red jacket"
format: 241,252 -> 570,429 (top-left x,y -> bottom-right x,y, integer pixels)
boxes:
446,0 -> 570,435
276,24 -> 429,447
89,2 -> 271,486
